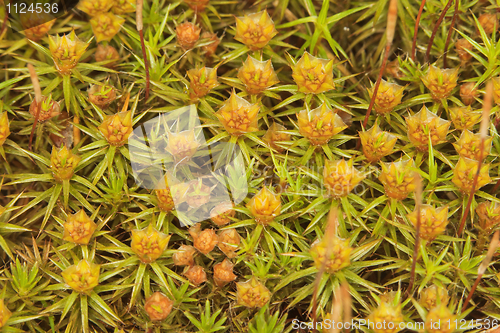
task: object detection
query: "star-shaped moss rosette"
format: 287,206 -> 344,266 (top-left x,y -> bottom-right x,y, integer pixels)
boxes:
476,201 -> 500,232
88,83 -> 116,108
187,66 -> 218,100
297,103 -> 347,146
292,52 -> 334,94
419,285 -> 450,310
368,79 -> 405,115
213,258 -> 237,287
63,210 -> 97,245
217,228 -> 241,258
215,91 -> 259,136
90,13 -> 125,43
460,82 -> 478,105
61,260 -> 100,294
453,129 -> 492,160
310,236 -> 352,273
29,94 -> 61,122
246,186 -> 281,225
367,302 -> 404,333
234,10 -> 277,50
165,129 -> 200,164
407,205 -> 449,242
323,158 -> 365,199
98,111 -> 133,147
359,123 -> 397,163
189,224 -> 218,254
236,276 -> 270,308
421,65 -> 459,100
20,12 -> 56,41
238,56 -> 279,94
176,22 -> 201,50
77,0 -> 114,16
112,0 -> 136,14
50,145 -> 81,182
263,122 -> 290,153
452,157 -> 491,194
183,0 -> 209,12
48,30 -> 90,75
425,305 -> 456,333
448,106 -> 482,131
378,158 -> 418,200
405,106 -> 450,152
131,224 -> 171,264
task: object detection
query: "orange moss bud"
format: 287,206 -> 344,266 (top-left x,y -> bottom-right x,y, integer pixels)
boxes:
187,67 -> 218,100
50,145 -> 81,182
88,83 -> 116,108
460,82 -> 478,105
359,123 -> 397,163
292,52 -> 334,94
235,10 -> 277,50
367,302 -> 404,333
201,32 -> 220,57
379,158 -> 418,200
144,292 -> 173,321
165,129 -> 199,164
421,65 -> 459,100
453,129 -> 492,160
77,0 -> 114,16
176,22 -> 201,50
90,13 -> 125,43
492,77 -> 500,105
310,237 -> 352,273
419,285 -> 449,310
210,202 -> 235,226
263,122 -> 290,152
216,91 -> 259,136
98,111 -> 133,146
155,175 -> 176,213
173,245 -> 197,266
20,12 -> 55,41
218,228 -> 241,258
63,210 -> 97,245
0,299 -> 11,328
112,0 -> 135,14
189,224 -> 218,254
95,44 -> 120,68
425,305 -> 456,333
408,205 -> 449,241
238,56 -> 279,94
29,94 -> 61,122
213,258 -> 237,287
449,106 -> 482,131
368,79 -> 405,115
477,201 -> 500,232
297,103 -> 347,146
131,224 -> 171,263
61,260 -> 100,294
452,157 -> 491,193
0,112 -> 10,146
478,13 -> 498,34
455,39 -> 473,63
184,265 -> 207,285
406,106 -> 450,152
247,187 -> 281,225
48,31 -> 89,75
236,276 -> 270,308
183,0 -> 209,12
323,159 -> 365,199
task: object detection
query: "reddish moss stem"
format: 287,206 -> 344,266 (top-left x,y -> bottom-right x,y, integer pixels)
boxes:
457,82 -> 492,236
137,0 -> 150,100
362,0 -> 398,129
425,0 -> 453,62
462,230 -> 499,310
443,0 -> 459,68
411,0 -> 427,61
28,64 -> 42,152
